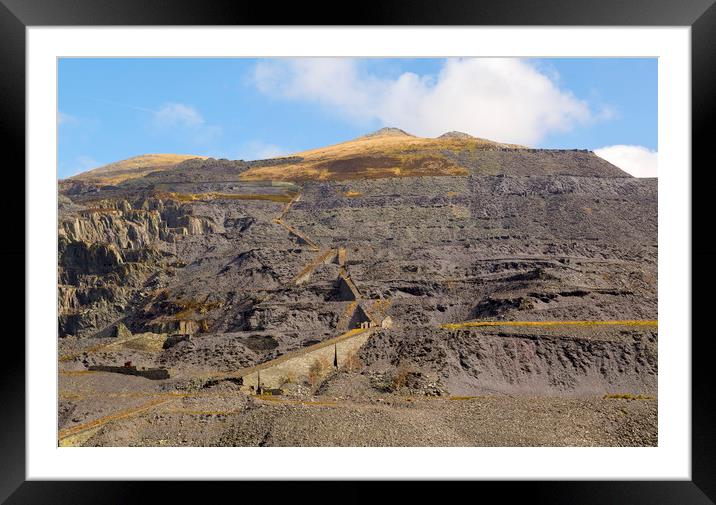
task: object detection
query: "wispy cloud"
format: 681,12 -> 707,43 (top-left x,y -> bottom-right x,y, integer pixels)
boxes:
236,140 -> 290,161
252,58 -> 604,146
594,145 -> 657,177
89,97 -> 155,114
153,103 -> 206,129
151,102 -> 221,143
58,111 -> 78,126
60,155 -> 101,177
595,104 -> 619,121
91,98 -> 222,144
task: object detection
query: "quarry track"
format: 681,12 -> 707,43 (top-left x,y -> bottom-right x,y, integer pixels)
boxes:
272,193 -> 321,250
59,332 -> 155,363
441,319 -> 658,330
273,218 -> 320,250
292,248 -> 338,285
58,394 -> 179,446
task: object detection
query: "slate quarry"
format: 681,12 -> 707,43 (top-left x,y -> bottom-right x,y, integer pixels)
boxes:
57,129 -> 657,446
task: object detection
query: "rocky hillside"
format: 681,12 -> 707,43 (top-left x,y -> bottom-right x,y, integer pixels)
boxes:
57,128 -> 656,397
66,153 -> 208,186
239,127 -> 628,182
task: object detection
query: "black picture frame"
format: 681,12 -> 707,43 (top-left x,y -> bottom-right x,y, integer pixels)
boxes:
3,0 -> 714,502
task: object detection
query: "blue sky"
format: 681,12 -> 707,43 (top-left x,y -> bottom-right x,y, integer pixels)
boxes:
58,58 -> 657,179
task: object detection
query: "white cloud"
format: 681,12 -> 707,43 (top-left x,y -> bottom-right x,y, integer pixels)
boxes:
152,103 -> 221,143
594,145 -> 658,178
154,103 -> 205,128
58,111 -> 78,126
252,58 -> 598,145
236,141 -> 290,161
62,155 -> 101,177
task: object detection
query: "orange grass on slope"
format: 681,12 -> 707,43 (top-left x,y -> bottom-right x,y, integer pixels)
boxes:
69,154 -> 207,184
153,191 -> 296,204
238,131 -> 520,182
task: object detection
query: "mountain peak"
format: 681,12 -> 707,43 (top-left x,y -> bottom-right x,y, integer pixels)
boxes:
438,131 -> 474,139
361,127 -> 414,139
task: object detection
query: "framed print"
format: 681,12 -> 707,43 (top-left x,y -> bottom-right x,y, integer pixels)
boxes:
4,0 -> 715,502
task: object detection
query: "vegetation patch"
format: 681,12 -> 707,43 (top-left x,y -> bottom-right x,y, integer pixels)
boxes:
69,154 -> 208,185
153,190 -> 296,203
341,353 -> 364,373
308,357 -> 332,388
115,332 -> 167,353
603,393 -> 656,400
170,298 -> 224,320
238,134 -> 480,182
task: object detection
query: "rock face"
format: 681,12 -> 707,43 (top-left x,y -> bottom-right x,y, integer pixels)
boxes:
57,197 -> 224,337
57,131 -> 656,396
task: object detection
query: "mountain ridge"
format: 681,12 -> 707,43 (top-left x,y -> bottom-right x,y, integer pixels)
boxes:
63,129 -> 629,186
68,153 -> 208,184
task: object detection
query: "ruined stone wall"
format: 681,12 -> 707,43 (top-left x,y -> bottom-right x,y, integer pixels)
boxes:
239,329 -> 372,391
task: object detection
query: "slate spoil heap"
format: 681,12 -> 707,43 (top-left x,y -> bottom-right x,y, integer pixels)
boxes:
57,129 -> 657,447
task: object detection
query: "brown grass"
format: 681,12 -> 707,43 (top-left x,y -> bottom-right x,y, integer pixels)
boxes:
237,132 -> 515,182
603,393 -> 656,400
115,333 -> 167,353
153,191 -> 296,204
341,353 -> 364,373
70,154 -> 207,184
391,363 -> 413,390
242,153 -> 468,182
308,357 -> 330,388
166,298 -> 223,321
